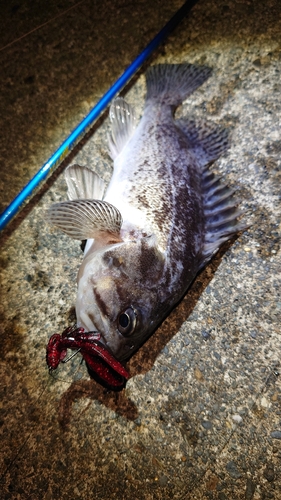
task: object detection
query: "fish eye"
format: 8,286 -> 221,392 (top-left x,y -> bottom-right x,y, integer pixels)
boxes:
117,307 -> 137,336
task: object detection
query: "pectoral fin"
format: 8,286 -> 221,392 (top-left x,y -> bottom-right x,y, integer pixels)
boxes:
46,200 -> 123,240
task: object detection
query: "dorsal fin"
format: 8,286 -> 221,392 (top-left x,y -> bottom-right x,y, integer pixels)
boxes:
108,97 -> 137,159
46,199 -> 123,240
199,166 -> 248,268
65,164 -> 105,200
176,117 -> 229,167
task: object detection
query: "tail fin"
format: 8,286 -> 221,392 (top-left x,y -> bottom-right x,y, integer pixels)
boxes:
145,63 -> 212,107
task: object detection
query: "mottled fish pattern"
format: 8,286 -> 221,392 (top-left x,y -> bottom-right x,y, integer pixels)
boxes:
47,63 -> 245,362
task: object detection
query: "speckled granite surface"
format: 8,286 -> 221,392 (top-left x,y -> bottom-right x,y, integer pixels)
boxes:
0,1 -> 281,499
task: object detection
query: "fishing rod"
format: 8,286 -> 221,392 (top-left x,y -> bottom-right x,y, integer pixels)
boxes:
0,0 -> 198,230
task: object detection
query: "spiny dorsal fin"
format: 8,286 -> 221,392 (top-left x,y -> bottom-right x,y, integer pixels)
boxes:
65,164 -> 105,200
108,97 -> 137,159
199,167 -> 248,268
46,200 -> 122,240
145,63 -> 212,107
176,117 -> 229,167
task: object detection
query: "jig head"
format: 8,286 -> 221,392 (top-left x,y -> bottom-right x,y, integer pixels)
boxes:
46,325 -> 130,388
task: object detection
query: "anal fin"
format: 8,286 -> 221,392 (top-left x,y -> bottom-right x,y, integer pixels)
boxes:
108,97 -> 137,159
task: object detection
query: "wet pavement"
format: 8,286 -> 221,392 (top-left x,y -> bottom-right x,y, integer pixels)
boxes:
0,1 -> 281,499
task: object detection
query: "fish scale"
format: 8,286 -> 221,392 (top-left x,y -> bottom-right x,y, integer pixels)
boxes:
116,123 -> 201,260
46,63 -> 246,383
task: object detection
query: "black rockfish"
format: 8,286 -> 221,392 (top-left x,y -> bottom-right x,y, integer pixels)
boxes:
47,63 -> 245,384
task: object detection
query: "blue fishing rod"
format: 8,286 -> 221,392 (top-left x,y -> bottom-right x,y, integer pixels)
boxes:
0,0 -> 198,230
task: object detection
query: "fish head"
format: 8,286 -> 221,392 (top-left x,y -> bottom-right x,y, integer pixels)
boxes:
76,236 -> 166,361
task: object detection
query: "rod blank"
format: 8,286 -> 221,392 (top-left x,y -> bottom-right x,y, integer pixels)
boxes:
0,0 -> 198,230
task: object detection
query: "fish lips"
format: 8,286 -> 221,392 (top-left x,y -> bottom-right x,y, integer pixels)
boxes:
79,335 -> 131,389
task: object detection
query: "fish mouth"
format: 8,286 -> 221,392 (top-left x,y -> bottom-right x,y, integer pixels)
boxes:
46,325 -> 130,389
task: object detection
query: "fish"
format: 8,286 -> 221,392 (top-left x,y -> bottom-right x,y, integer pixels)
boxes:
47,63 -> 246,384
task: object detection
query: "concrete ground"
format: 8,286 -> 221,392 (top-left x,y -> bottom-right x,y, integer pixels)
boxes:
0,0 -> 280,498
